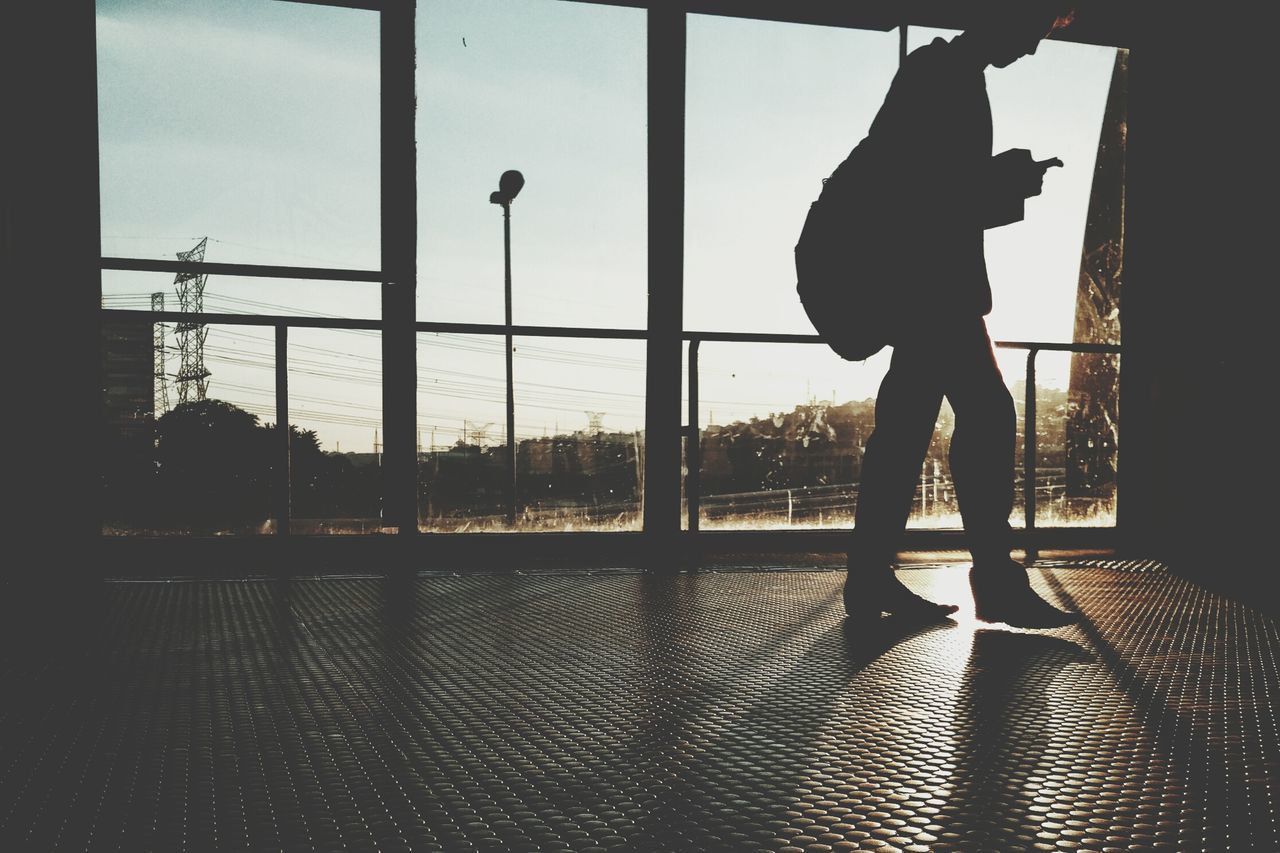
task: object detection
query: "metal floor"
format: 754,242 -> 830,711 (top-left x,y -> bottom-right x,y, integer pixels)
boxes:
2,564 -> 1277,851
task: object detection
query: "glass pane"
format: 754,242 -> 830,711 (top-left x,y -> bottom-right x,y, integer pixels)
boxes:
418,334 -> 509,531
514,337 -> 645,531
102,321 -> 277,535
287,329 -> 385,534
416,0 -> 647,327
1024,350 -> 1119,527
96,0 -> 380,269
684,16 -> 899,334
689,342 -> 887,530
417,334 -> 645,531
102,268 -> 380,320
686,342 -> 1037,531
905,27 -> 1122,346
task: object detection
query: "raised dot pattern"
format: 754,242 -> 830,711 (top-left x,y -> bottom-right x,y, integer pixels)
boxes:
0,564 -> 1275,852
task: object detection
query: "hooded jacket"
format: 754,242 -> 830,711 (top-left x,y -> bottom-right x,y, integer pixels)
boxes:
818,36 -> 1027,322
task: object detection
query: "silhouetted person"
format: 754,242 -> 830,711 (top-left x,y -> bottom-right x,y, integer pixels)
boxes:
798,2 -> 1080,626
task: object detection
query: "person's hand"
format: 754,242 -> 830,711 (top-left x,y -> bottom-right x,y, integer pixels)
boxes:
994,148 -> 1063,198
1030,156 -> 1064,198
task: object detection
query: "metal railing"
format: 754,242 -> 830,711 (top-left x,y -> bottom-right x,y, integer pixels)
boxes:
103,299 -> 649,536
106,285 -> 1121,545
684,332 -> 1122,553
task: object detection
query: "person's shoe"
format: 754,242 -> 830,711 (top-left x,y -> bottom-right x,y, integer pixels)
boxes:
844,573 -> 960,622
970,561 -> 1079,628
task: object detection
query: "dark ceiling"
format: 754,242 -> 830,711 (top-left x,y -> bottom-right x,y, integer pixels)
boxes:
568,1 -> 1135,49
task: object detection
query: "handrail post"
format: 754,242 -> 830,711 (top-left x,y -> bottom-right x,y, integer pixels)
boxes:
275,323 -> 290,538
1024,347 -> 1038,562
687,339 -> 701,533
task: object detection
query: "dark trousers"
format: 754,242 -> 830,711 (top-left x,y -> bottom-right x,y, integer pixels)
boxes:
852,316 -> 1015,568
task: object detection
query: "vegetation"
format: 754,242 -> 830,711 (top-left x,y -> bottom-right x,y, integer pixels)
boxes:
102,399 -> 380,534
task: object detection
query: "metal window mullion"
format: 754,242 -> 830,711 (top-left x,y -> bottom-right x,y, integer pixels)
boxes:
275,0 -> 385,12
381,0 -> 417,537
102,309 -> 384,331
642,6 -> 686,554
101,256 -> 382,282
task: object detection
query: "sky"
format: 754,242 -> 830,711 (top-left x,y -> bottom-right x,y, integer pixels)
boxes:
96,0 -> 1122,454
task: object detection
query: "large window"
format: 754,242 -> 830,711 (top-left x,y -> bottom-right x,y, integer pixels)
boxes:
96,1 -> 1125,541
97,0 -> 385,535
415,0 -> 648,531
683,18 -> 1125,532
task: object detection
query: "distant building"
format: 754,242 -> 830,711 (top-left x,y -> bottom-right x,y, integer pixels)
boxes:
102,317 -> 154,443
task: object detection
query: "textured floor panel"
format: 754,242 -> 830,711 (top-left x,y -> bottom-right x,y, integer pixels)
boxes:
1,567 -> 1275,851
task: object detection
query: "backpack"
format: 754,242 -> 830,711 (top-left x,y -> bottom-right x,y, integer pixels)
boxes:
793,144 -> 899,362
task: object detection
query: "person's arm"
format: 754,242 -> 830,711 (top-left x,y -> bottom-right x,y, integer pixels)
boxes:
978,158 -> 1027,229
981,150 -> 1062,229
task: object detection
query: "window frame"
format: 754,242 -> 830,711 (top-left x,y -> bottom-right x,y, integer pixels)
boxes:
92,0 -> 1129,563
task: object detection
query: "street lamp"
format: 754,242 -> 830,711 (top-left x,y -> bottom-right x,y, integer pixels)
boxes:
490,169 -> 524,207
491,170 -> 524,525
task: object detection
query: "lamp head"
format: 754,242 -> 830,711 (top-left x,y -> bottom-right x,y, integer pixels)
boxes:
491,169 -> 525,205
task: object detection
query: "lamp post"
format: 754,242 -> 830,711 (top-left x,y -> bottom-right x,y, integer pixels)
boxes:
491,170 -> 524,526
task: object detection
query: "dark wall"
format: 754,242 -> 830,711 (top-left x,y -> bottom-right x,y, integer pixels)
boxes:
7,1 -> 100,555
1129,11 -> 1275,602
5,0 -> 101,638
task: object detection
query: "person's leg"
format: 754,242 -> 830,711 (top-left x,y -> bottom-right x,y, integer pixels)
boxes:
853,345 -> 943,566
846,341 -> 958,619
943,318 -> 1077,627
943,318 -> 1016,564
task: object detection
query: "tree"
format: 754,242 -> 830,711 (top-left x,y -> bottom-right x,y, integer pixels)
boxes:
153,399 -> 274,533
